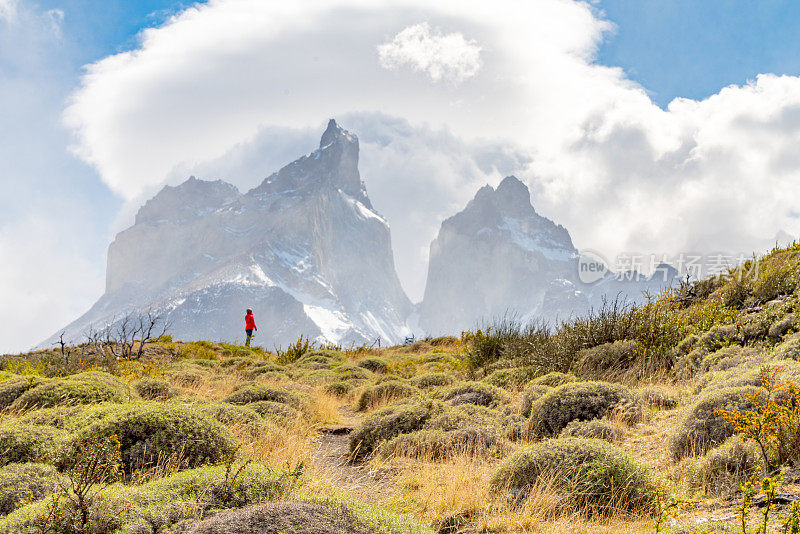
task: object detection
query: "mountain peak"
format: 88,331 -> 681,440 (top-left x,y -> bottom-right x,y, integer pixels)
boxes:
494,176 -> 534,218
320,118 -> 356,149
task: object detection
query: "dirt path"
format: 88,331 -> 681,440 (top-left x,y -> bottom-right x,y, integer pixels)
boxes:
311,407 -> 397,502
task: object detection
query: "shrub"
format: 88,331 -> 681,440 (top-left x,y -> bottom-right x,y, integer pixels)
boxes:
133,378 -> 174,400
349,402 -> 435,459
63,403 -> 239,473
438,381 -> 510,408
333,365 -> 372,382
355,381 -> 418,411
276,335 -> 314,365
691,436 -> 761,495
530,372 -> 576,388
424,404 -> 502,433
769,314 -> 795,339
525,381 -> 641,438
558,419 -> 622,443
520,385 -> 552,418
295,351 -> 344,369
356,357 -> 390,374
0,423 -> 63,465
670,386 -> 763,459
17,403 -> 121,432
198,403 -> 266,433
490,437 -> 657,515
410,373 -> 455,389
189,501 -> 374,534
637,385 -> 679,409
574,340 -> 639,378
11,372 -> 131,411
482,367 -> 536,390
248,400 -> 301,422
0,463 -> 62,515
0,375 -> 48,409
377,427 -> 506,460
325,382 -> 352,396
775,333 -> 800,360
224,384 -> 301,407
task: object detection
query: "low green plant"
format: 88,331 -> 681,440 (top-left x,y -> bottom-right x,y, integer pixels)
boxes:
276,335 -> 314,365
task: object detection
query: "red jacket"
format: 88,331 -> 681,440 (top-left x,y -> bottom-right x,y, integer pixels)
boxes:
245,313 -> 257,330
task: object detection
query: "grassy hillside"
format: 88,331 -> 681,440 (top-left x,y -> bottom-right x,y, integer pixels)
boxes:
0,244 -> 799,533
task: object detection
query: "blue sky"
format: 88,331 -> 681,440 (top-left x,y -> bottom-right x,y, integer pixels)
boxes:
2,0 -> 800,352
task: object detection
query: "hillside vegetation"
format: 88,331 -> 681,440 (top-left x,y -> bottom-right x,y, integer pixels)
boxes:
0,244 -> 799,533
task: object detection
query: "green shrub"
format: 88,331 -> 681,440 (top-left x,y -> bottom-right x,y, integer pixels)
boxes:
0,423 -> 64,465
637,385 -> 679,409
437,381 -> 510,407
482,367 -> 536,390
525,381 -> 641,438
691,436 -> 761,495
424,404 -> 502,433
189,501 -> 375,534
574,340 -> 639,378
0,463 -> 62,515
10,372 -> 131,410
0,463 -> 294,532
490,437 -> 657,515
377,426 -> 506,460
520,385 -> 552,417
558,419 -> 622,443
17,403 -> 122,431
670,386 -> 763,459
775,333 -> 800,360
276,335 -> 314,365
248,400 -> 301,422
530,372 -> 576,388
295,351 -> 344,369
62,403 -> 238,473
356,357 -> 390,374
133,377 -> 174,400
409,373 -> 455,389
355,381 -> 418,411
768,314 -> 795,339
325,382 -> 353,396
349,402 -> 436,460
198,403 -> 267,435
224,384 -> 301,407
0,376 -> 48,409
333,365 -> 372,382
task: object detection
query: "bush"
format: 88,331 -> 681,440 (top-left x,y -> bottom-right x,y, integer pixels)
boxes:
482,367 -> 536,390
530,372 -> 576,388
424,404 -> 502,433
377,426 -> 506,460
295,351 -> 344,369
691,436 -> 761,495
248,400 -> 301,422
333,365 -> 372,382
520,385 -> 551,418
0,423 -> 63,465
198,403 -> 267,435
670,386 -> 763,459
224,384 -> 301,407
769,314 -> 795,339
349,402 -> 435,459
11,372 -> 131,411
17,403 -> 121,432
134,378 -> 174,400
63,403 -> 239,473
490,437 -> 657,515
325,382 -> 352,396
637,385 -> 679,409
0,376 -> 48,409
525,381 -> 641,438
0,463 -> 62,515
558,419 -> 622,443
356,357 -> 390,374
355,381 -> 418,412
189,501 -> 374,534
775,333 -> 800,360
409,373 -> 455,389
574,340 -> 639,378
438,381 -> 510,407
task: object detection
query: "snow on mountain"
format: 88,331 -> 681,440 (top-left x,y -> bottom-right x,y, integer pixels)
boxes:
47,120 -> 412,348
419,176 -> 681,334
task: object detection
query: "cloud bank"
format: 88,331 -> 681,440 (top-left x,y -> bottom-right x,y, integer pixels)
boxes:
60,0 -> 800,305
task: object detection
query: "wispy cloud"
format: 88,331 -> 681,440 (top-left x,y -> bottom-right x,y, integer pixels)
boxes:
0,0 -> 18,23
377,22 -> 482,84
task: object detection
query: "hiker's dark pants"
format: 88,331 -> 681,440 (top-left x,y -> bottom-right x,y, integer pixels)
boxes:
245,329 -> 254,346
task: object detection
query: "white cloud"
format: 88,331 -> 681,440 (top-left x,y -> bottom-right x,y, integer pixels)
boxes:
0,0 -> 17,22
60,0 -> 800,302
377,22 -> 482,83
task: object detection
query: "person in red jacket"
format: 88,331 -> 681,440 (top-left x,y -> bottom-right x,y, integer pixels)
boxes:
244,308 -> 257,347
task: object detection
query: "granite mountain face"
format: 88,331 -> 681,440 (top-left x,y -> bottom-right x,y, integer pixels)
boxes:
51,120 -> 413,348
419,176 -> 680,335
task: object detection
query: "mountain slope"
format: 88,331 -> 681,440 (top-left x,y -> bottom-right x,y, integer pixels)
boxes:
49,120 -> 412,347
